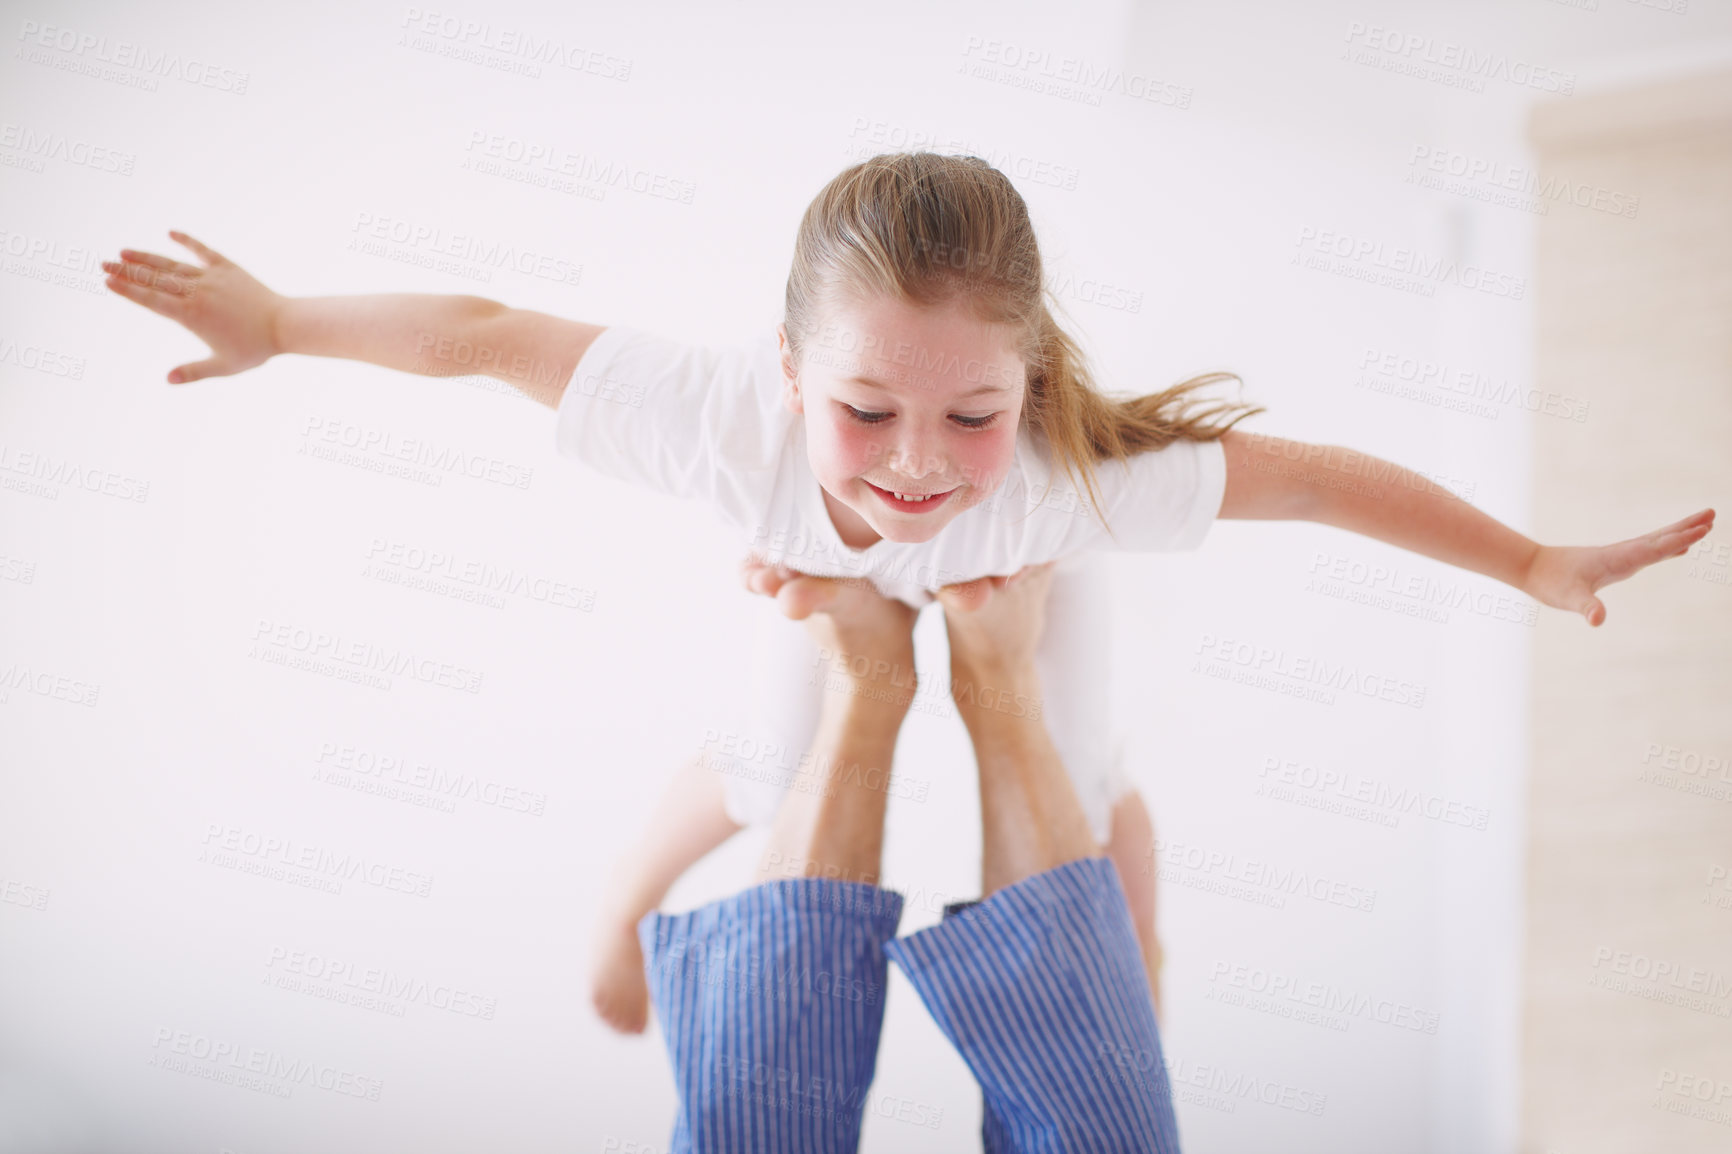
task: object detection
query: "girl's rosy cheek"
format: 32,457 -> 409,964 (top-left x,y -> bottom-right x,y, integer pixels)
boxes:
956,433 -> 1014,492
834,425 -> 884,474
811,421 -> 879,480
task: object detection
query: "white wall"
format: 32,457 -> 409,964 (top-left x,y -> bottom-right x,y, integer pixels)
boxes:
2,2 -> 1725,1151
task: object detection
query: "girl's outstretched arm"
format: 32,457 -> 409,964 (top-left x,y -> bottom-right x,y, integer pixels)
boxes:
1216,430 -> 1715,627
103,230 -> 604,409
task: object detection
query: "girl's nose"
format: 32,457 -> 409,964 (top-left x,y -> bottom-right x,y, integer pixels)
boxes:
888,446 -> 946,481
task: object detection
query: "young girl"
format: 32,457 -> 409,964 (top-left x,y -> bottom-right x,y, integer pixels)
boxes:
103,153 -> 1714,1040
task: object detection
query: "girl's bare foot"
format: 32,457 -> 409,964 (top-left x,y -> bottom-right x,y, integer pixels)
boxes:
589,914 -> 650,1034
587,756 -> 742,1038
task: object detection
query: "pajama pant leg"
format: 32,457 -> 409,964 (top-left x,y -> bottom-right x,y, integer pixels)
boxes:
883,858 -> 1182,1154
639,880 -> 906,1154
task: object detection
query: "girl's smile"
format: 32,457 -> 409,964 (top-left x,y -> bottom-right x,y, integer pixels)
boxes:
862,479 -> 958,513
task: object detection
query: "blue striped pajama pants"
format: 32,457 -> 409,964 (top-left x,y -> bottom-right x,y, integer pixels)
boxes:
638,857 -> 1182,1153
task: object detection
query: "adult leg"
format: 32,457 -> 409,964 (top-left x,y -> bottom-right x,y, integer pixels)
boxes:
638,570 -> 917,1154
886,563 -> 1182,1154
754,580 -> 916,888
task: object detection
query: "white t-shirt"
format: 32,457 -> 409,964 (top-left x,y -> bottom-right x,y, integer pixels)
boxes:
554,323 -> 1226,607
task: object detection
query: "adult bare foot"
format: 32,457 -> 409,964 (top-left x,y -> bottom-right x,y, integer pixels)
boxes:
740,555 -> 894,623
935,561 -> 1057,675
740,555 -> 920,706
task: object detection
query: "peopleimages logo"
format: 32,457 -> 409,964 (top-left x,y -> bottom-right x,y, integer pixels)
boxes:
200,823 -> 436,898
1342,22 -> 1575,95
1355,346 -> 1591,424
957,36 -> 1193,109
845,116 -> 1082,192
149,1027 -> 382,1100
1193,631 -> 1427,709
299,415 -> 534,490
1146,838 -> 1379,913
1305,548 -> 1538,629
0,335 -> 87,378
460,131 -> 695,204
1207,960 -> 1441,1034
1161,1054 -> 1329,1117
248,618 -> 485,695
1294,226 -> 1527,300
1588,946 -> 1732,1017
348,211 -> 584,286
1405,146 -> 1639,219
0,442 -> 149,502
1257,755 -> 1492,831
0,121 -> 136,174
398,7 -> 633,80
264,945 -> 498,1019
0,661 -> 100,707
15,19 -> 251,94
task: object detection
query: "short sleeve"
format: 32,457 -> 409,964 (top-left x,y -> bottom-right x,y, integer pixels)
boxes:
1091,437 -> 1226,551
553,326 -> 782,507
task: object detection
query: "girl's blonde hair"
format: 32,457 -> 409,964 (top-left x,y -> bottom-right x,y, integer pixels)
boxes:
783,151 -> 1263,538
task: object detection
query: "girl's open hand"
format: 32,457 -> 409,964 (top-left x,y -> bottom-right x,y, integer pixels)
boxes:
102,231 -> 283,384
1524,508 -> 1715,626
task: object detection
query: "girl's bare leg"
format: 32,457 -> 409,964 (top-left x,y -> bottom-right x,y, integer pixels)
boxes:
589,755 -> 742,1034
1106,790 -> 1164,1021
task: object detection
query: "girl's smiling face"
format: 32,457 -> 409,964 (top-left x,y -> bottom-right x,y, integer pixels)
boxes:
779,293 -> 1028,548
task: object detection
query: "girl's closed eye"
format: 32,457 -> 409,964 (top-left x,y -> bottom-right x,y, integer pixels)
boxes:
838,402 -> 1000,430
840,403 -> 891,425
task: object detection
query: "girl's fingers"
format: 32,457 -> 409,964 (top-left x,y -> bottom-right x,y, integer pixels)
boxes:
104,271 -> 185,319
1630,519 -> 1711,564
1593,515 -> 1714,586
118,248 -> 201,278
104,260 -> 195,296
1650,525 -> 1707,557
169,357 -> 226,384
169,230 -> 226,267
1643,509 -> 1715,551
1669,518 -> 1713,545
